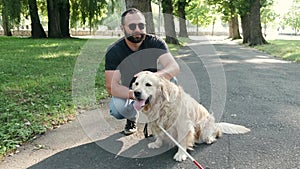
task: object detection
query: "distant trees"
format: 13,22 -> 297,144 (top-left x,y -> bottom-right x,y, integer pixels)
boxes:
0,0 -> 21,36
283,0 -> 300,35
207,0 -> 271,45
0,0 -> 107,38
1,0 -> 297,46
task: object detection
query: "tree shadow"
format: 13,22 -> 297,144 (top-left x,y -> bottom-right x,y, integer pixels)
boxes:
27,132 -> 182,169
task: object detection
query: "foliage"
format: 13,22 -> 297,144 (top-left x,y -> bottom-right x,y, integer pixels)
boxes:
260,0 -> 278,35
70,0 -> 108,30
0,0 -> 21,27
101,0 -> 125,30
260,3 -> 278,24
0,37 -> 116,158
186,0 -> 214,27
283,0 -> 300,34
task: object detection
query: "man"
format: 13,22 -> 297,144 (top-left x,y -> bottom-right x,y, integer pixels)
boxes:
105,8 -> 180,135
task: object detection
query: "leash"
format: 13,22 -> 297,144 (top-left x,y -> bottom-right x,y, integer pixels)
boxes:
159,125 -> 204,169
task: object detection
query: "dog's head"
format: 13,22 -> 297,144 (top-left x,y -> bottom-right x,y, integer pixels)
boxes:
131,72 -> 177,112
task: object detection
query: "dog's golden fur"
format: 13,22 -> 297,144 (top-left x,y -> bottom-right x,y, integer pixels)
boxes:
132,72 -> 250,161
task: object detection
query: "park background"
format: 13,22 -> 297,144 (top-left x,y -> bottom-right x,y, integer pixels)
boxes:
0,0 -> 300,163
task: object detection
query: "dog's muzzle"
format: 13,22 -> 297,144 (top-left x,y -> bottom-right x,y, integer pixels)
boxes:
133,94 -> 152,111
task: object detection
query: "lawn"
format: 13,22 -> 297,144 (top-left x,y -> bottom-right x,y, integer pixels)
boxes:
254,40 -> 300,63
0,36 -> 186,159
0,37 -> 116,158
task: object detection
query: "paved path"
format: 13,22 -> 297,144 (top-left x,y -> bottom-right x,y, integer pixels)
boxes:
1,37 -> 299,169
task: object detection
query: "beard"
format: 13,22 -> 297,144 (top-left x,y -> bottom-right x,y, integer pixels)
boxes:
124,30 -> 145,43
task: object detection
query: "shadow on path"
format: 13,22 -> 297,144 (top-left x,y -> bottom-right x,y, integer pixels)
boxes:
28,132 -> 188,169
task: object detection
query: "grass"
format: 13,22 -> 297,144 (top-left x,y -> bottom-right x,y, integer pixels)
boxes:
167,37 -> 190,55
0,36 -> 116,158
254,40 -> 300,63
0,36 -> 184,159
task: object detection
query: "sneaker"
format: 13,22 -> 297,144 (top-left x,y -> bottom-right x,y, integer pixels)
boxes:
124,119 -> 137,135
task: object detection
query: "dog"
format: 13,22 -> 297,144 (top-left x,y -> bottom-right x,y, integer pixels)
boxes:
131,72 -> 250,162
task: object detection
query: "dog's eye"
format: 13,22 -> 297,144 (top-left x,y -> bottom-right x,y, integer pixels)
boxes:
135,82 -> 139,86
145,83 -> 152,87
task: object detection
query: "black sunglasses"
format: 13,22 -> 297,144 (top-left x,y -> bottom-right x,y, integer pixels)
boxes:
128,23 -> 145,31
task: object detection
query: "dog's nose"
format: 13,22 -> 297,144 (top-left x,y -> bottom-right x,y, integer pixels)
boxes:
134,91 -> 141,99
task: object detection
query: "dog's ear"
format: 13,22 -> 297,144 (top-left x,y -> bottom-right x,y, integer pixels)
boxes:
129,76 -> 137,89
160,78 -> 179,102
161,85 -> 170,102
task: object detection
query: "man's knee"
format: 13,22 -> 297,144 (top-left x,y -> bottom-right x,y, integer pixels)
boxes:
109,97 -> 125,119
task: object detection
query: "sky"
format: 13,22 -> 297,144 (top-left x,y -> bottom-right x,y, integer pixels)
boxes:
273,0 -> 294,16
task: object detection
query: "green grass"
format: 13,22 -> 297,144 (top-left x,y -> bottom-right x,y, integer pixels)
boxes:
0,36 -> 184,159
254,40 -> 300,63
167,37 -> 190,55
0,36 -> 116,158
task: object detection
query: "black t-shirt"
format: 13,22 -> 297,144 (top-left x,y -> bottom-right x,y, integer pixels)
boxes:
105,34 -> 169,87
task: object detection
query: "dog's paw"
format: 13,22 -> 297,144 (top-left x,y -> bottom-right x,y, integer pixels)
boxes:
173,151 -> 187,162
148,142 -> 162,149
204,136 -> 217,144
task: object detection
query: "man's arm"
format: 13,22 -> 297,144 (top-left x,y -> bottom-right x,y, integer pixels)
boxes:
156,52 -> 180,80
105,70 -> 135,99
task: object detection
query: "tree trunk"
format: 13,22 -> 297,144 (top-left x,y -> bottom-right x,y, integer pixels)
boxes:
28,0 -> 47,38
228,20 -> 233,38
249,0 -> 268,46
241,14 -> 250,44
228,1 -> 241,40
211,18 -> 216,36
1,7 -> 12,36
231,15 -> 241,39
47,0 -> 63,38
59,0 -> 70,38
177,0 -> 188,37
125,0 -> 155,34
162,0 -> 179,44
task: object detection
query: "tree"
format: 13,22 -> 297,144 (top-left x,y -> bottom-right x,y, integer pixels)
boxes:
228,0 -> 241,39
162,0 -> 179,44
237,0 -> 272,45
237,0 -> 251,43
283,0 -> 300,35
59,0 -> 70,37
175,0 -> 190,37
101,0 -> 124,30
249,0 -> 268,46
28,0 -> 46,38
0,0 -> 21,36
47,0 -> 63,38
186,0 -> 213,36
47,0 -> 72,38
125,0 -> 155,34
240,13 -> 251,43
207,0 -> 242,40
70,0 -> 107,34
260,4 -> 278,36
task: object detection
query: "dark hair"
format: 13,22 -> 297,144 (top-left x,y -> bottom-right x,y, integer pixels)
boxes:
121,8 -> 143,25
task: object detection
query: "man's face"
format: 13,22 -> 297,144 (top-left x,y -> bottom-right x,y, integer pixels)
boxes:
122,12 -> 146,43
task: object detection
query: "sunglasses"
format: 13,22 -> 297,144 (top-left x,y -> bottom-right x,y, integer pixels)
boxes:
127,23 -> 145,31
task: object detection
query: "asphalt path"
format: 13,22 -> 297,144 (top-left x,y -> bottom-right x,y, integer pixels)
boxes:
1,37 -> 299,169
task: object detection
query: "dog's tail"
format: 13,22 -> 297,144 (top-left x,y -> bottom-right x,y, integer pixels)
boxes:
217,122 -> 250,134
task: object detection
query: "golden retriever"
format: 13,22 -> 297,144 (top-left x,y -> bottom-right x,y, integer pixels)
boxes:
131,72 -> 250,162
